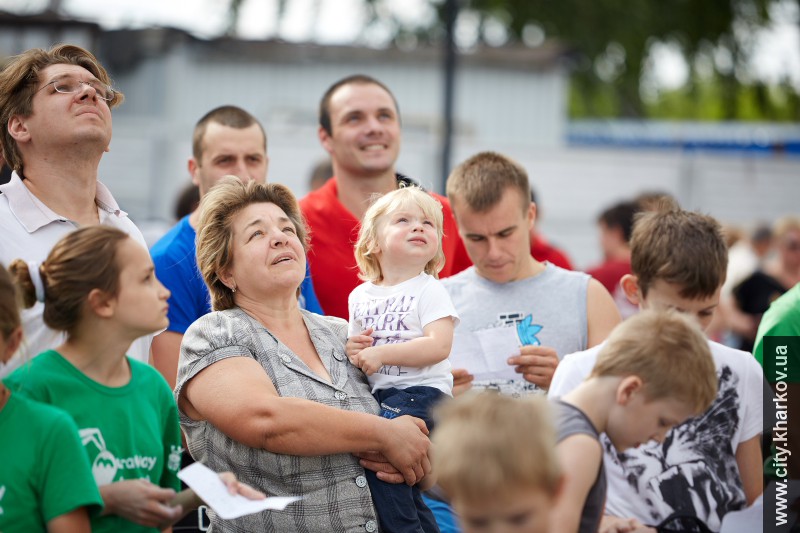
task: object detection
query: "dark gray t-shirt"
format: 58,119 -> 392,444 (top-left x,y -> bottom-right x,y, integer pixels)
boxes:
554,400 -> 606,533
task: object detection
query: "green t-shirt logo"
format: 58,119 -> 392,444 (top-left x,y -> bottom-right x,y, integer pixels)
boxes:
80,427 -> 159,486
81,427 -> 118,485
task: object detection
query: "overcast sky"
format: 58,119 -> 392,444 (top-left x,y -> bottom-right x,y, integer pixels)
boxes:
5,0 -> 800,89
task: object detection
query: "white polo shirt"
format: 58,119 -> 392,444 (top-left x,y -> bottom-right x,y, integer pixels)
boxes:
0,172 -> 151,377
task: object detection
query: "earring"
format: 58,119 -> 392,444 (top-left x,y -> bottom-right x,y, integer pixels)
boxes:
231,285 -> 237,293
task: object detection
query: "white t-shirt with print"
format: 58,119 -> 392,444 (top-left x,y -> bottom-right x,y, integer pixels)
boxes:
548,340 -> 764,531
348,273 -> 459,395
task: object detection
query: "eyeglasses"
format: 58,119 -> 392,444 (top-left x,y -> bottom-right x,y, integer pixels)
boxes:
37,77 -> 116,102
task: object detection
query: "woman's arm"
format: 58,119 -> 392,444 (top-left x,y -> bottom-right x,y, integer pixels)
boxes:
180,356 -> 431,485
353,317 -> 455,375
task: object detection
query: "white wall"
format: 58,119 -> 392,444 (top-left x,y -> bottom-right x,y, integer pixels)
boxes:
460,144 -> 799,269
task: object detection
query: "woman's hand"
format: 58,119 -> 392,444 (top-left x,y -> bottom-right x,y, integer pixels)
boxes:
355,451 -> 436,490
218,471 -> 266,500
99,479 -> 182,529
378,416 -> 431,486
171,472 -> 266,513
354,451 -> 405,484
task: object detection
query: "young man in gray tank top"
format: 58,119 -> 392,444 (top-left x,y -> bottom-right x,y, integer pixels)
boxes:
442,151 -> 621,397
419,151 -> 621,532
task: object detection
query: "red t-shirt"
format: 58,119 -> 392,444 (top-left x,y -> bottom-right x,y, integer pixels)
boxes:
299,177 -> 472,319
586,258 -> 631,294
530,233 -> 574,271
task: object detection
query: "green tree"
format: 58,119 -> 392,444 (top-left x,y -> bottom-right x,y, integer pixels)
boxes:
224,0 -> 797,120
362,0 -> 794,120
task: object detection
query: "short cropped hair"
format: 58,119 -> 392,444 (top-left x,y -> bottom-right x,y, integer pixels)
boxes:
318,74 -> 399,136
355,186 -> 445,283
598,201 -> 641,243
196,176 -> 308,311
630,204 -> 727,299
0,44 -> 123,172
192,105 -> 266,161
635,190 -> 678,212
590,310 -> 717,414
446,151 -> 530,213
433,392 -> 561,504
8,226 -> 129,338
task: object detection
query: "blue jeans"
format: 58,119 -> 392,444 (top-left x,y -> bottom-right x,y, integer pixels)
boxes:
367,386 -> 444,533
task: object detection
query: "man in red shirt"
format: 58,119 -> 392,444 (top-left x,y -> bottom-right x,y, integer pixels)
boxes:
531,232 -> 573,270
586,200 -> 641,318
528,187 -> 574,270
300,75 -> 471,318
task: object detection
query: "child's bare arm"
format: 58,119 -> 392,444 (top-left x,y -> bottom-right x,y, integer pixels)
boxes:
735,434 -> 763,505
357,317 -> 455,375
551,434 -> 603,533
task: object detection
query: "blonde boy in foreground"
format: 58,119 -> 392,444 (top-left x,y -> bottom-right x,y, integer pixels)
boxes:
552,310 -> 718,533
433,392 -> 562,533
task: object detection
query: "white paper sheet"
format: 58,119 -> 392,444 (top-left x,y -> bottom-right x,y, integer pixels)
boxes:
178,462 -> 302,520
449,326 -> 520,381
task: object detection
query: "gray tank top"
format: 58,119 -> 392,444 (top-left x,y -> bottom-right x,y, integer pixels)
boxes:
442,263 -> 590,396
554,400 -> 606,533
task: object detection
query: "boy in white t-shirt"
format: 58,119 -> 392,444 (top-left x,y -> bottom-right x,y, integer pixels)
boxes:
347,185 -> 459,533
549,201 -> 764,532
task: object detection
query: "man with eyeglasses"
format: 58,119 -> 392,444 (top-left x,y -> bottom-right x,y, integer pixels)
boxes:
0,45 -> 152,375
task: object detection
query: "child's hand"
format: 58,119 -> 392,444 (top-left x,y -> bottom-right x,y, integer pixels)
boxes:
358,346 -> 383,376
346,328 -> 374,365
599,515 -> 650,533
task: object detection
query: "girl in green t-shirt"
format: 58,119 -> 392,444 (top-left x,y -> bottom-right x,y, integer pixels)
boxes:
5,226 -> 263,533
0,265 -> 102,533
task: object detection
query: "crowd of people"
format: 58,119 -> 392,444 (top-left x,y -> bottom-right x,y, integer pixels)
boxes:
0,42 -> 791,533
